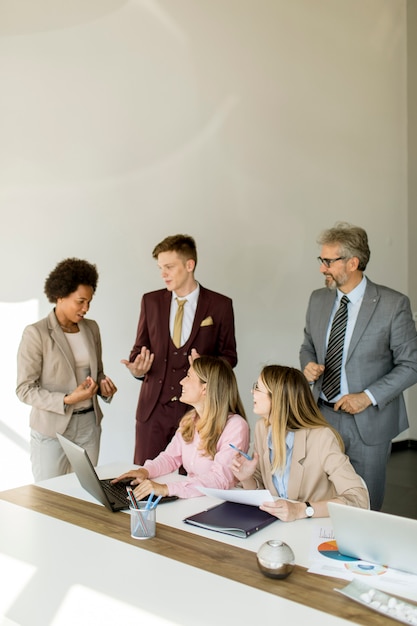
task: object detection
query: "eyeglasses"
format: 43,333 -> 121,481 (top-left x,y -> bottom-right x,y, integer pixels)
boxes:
252,382 -> 268,394
317,256 -> 346,268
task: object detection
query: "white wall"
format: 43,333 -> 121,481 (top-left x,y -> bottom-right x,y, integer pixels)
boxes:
0,0 -> 412,487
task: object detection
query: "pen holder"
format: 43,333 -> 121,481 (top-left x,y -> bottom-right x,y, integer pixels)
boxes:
130,504 -> 156,540
257,540 -> 295,579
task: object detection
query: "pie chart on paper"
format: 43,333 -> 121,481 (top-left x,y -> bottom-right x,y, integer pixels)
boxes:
317,541 -> 388,575
317,540 -> 357,561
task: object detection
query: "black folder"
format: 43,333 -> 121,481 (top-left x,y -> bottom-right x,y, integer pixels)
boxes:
183,500 -> 276,538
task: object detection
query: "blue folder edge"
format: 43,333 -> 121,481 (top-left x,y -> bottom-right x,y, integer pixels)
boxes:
183,500 -> 276,538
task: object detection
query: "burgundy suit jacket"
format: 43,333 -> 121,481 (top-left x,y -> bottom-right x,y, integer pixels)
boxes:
130,285 -> 237,423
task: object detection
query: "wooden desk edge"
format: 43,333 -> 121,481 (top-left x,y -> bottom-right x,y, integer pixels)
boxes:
0,484 -> 398,625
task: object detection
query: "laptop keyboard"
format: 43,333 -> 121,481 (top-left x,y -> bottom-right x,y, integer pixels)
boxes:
101,479 -> 179,507
101,479 -> 130,505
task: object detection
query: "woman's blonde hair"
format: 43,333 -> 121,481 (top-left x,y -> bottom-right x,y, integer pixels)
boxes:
180,356 -> 246,458
260,365 -> 344,473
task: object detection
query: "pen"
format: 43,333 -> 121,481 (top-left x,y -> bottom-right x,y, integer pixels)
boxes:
126,486 -> 140,509
229,443 -> 252,460
151,495 -> 162,509
145,490 -> 155,510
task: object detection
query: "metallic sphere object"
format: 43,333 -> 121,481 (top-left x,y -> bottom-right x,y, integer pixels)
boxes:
257,539 -> 295,579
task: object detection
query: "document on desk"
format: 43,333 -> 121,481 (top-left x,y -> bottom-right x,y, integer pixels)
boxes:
308,525 -> 417,603
197,487 -> 275,506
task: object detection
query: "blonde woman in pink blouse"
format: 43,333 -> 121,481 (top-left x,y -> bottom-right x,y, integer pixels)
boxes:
113,356 -> 249,499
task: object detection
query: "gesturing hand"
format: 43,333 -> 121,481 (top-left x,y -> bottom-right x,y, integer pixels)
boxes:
100,376 -> 118,399
64,376 -> 98,405
121,346 -> 154,378
231,451 -> 258,482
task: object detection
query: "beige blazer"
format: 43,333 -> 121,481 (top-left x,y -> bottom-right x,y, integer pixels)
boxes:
16,309 -> 108,438
253,419 -> 369,509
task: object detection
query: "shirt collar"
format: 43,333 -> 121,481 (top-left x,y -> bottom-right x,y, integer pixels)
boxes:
337,275 -> 367,306
172,282 -> 200,306
267,428 -> 295,451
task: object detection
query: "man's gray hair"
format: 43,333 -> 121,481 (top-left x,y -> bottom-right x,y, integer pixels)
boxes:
317,222 -> 370,271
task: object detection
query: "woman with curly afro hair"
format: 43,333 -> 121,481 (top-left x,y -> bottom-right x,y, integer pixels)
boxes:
16,258 -> 117,481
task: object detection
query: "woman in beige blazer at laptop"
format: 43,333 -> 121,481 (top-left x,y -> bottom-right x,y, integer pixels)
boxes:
231,365 -> 369,521
16,258 -> 117,482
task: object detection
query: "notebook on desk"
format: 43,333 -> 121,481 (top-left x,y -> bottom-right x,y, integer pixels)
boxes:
184,500 -> 276,538
56,433 -> 177,512
328,502 -> 417,575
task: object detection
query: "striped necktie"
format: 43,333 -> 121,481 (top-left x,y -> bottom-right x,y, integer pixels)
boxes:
322,295 -> 349,401
173,298 -> 187,348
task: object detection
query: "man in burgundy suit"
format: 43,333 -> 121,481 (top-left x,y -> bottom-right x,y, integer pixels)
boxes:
122,234 -> 237,464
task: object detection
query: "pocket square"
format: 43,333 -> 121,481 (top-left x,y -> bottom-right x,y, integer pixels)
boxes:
200,316 -> 214,327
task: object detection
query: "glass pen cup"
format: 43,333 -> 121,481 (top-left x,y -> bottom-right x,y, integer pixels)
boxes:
130,503 -> 156,540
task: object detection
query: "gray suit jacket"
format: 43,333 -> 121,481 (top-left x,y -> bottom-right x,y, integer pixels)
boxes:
16,309 -> 108,438
300,278 -> 417,444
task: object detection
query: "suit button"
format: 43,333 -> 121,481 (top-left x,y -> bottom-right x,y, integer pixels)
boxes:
173,351 -> 178,356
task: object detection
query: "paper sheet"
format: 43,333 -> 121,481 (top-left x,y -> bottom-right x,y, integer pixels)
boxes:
308,525 -> 417,603
197,487 -> 275,506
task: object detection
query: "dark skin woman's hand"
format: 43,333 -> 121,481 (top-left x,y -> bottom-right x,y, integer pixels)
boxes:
64,376 -> 98,405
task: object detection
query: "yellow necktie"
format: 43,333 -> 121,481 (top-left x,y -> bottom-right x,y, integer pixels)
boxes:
173,298 -> 187,348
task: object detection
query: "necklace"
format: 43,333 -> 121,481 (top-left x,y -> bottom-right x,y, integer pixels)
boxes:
59,322 -> 79,333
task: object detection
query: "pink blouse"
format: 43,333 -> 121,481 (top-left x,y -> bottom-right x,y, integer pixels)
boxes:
143,414 -> 250,498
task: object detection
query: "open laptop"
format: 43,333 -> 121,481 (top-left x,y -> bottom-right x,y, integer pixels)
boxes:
328,502 -> 417,575
57,433 -> 177,512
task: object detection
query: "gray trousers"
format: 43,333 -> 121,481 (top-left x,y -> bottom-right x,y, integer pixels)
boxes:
318,400 -> 391,511
30,411 -> 101,482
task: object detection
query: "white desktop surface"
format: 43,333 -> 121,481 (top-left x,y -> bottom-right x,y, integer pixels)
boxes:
0,497 -> 353,626
37,463 -> 324,569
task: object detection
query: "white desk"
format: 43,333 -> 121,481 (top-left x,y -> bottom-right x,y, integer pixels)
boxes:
0,465 -> 380,626
1,499 -> 355,626
37,462 -> 322,568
